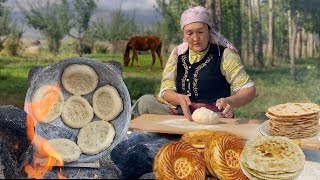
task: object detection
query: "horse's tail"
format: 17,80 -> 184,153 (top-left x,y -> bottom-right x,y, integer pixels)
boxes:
156,39 -> 164,69
156,39 -> 162,55
124,43 -> 131,66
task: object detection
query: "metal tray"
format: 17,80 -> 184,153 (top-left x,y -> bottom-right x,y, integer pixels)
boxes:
24,58 -> 131,163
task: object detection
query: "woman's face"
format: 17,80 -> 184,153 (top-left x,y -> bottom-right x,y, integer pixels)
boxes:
183,22 -> 210,52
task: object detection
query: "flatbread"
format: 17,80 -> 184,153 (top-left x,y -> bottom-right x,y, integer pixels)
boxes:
61,64 -> 98,95
180,130 -> 215,149
61,95 -> 94,128
77,121 -> 115,155
31,84 -> 64,123
266,111 -> 318,120
267,103 -> 320,117
153,141 -> 206,180
180,130 -> 235,149
204,135 -> 248,180
240,136 -> 305,173
44,138 -> 81,163
92,85 -> 123,121
242,162 -> 303,180
266,103 -> 320,139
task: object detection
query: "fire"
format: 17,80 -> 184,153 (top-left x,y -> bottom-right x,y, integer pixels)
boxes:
24,84 -> 67,179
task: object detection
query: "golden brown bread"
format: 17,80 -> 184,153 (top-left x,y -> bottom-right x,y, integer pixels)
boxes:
204,134 -> 248,180
153,141 -> 206,180
180,130 -> 215,149
181,130 -> 236,149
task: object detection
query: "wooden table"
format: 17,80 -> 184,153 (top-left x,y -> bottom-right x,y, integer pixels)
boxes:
129,114 -> 320,150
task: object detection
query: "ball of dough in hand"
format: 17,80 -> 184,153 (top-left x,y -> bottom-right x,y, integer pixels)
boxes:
192,107 -> 220,125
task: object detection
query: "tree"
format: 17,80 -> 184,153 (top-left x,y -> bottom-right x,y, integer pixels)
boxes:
0,0 -> 9,49
234,0 -> 242,57
298,0 -> 320,68
266,0 -> 274,66
295,28 -> 302,59
1,0 -> 24,53
254,0 -> 264,67
286,0 -> 316,80
156,0 -> 189,48
205,0 -> 221,32
248,0 -> 255,66
215,0 -> 222,33
69,0 -> 96,57
272,0 -> 289,62
221,0 -> 242,53
288,9 -> 296,80
0,0 -> 9,36
301,28 -> 307,59
205,0 -> 216,28
18,0 -> 70,56
156,0 -> 204,52
242,0 -> 248,64
90,8 -> 139,53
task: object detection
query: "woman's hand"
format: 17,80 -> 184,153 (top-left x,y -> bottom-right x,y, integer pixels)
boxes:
216,98 -> 234,118
216,86 -> 256,118
177,94 -> 192,121
163,90 -> 193,121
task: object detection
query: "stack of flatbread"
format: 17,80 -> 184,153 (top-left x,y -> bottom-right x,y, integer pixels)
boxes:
266,102 -> 320,139
240,136 -> 305,180
180,130 -> 248,180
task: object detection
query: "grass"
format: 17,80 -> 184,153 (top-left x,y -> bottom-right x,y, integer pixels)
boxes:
0,52 -> 164,107
236,59 -> 320,119
1,52 -> 319,120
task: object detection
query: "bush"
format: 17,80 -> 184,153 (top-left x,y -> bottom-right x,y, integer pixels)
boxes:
75,42 -> 92,55
94,42 -> 108,54
4,35 -> 20,56
123,77 -> 160,104
0,41 -> 3,52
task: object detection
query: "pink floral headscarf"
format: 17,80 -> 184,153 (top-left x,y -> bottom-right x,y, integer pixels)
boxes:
175,6 -> 238,57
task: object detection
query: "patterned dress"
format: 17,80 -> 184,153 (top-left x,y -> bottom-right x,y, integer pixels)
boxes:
159,44 -> 254,107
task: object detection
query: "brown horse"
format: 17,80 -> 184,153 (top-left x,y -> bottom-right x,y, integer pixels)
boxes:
123,35 -> 163,70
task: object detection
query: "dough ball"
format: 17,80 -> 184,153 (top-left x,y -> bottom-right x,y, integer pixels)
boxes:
77,121 -> 115,155
61,95 -> 94,128
44,138 -> 81,163
32,84 -> 64,124
192,107 -> 220,125
61,64 -> 98,95
92,85 -> 123,121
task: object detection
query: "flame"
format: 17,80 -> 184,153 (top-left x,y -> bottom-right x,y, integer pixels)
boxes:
24,84 -> 67,179
57,169 -> 67,179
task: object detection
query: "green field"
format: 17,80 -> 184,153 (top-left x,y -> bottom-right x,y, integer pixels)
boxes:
1,53 -> 319,120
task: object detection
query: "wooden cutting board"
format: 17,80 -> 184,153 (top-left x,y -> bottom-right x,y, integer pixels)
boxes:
129,114 -> 320,150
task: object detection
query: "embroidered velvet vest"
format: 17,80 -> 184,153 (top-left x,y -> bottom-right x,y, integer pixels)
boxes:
175,44 -> 231,103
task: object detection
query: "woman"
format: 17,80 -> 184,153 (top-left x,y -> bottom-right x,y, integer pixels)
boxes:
132,6 -> 256,121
